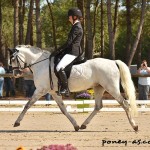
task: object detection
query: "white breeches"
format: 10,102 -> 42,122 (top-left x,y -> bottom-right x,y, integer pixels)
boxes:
56,54 -> 77,72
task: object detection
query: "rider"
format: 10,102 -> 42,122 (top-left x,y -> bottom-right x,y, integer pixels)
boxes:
51,8 -> 83,97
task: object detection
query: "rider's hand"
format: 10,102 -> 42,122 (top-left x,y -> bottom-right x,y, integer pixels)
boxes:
50,50 -> 59,57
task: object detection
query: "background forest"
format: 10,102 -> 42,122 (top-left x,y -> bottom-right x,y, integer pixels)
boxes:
0,0 -> 149,68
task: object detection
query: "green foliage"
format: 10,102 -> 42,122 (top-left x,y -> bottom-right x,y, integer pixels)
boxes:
1,0 -> 14,47
0,0 -> 150,63
41,0 -> 77,48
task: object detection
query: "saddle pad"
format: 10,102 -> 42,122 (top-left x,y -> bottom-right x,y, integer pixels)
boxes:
64,57 -> 87,78
69,65 -> 84,79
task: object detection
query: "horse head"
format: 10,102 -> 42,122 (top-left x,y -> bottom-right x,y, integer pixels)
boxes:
8,47 -> 26,77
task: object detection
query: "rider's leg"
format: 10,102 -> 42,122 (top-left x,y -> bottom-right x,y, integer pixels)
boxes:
56,54 -> 76,96
58,68 -> 70,96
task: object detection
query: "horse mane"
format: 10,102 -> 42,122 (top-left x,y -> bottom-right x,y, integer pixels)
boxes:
16,45 -> 44,54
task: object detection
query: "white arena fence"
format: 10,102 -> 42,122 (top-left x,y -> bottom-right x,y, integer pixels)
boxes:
0,100 -> 150,112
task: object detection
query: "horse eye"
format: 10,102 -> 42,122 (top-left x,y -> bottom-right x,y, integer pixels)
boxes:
11,57 -> 15,62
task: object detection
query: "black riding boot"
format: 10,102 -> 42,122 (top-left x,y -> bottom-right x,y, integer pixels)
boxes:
58,68 -> 70,97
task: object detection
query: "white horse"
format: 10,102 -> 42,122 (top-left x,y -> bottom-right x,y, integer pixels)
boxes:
8,45 -> 138,131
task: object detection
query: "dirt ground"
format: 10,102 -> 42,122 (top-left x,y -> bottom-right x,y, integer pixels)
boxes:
0,111 -> 150,150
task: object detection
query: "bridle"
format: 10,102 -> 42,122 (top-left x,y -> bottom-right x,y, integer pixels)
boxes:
10,48 -> 49,71
10,49 -> 27,70
10,48 -> 54,90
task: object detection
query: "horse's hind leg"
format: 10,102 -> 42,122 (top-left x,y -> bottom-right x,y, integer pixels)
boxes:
52,93 -> 80,131
80,85 -> 105,130
116,96 -> 138,131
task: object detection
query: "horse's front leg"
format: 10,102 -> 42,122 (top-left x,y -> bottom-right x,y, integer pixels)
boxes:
14,90 -> 42,127
52,93 -> 80,131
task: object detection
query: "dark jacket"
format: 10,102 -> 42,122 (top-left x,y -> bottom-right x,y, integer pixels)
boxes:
58,21 -> 83,56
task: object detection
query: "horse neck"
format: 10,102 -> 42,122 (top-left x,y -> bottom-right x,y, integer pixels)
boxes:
22,49 -> 43,65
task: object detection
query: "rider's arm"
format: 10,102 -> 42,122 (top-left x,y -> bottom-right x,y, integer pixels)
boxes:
51,25 -> 82,57
57,25 -> 81,53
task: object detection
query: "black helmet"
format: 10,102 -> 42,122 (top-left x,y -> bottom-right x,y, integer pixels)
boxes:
68,8 -> 82,18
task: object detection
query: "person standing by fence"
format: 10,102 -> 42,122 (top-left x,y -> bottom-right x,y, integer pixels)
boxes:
23,68 -> 35,100
4,66 -> 16,97
0,62 -> 6,98
45,93 -> 51,101
137,60 -> 150,100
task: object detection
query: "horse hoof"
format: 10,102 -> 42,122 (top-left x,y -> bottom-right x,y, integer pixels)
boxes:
134,125 -> 138,132
80,125 -> 86,129
14,122 -> 20,127
74,126 -> 80,131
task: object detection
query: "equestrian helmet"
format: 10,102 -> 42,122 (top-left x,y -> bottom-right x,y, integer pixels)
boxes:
68,8 -> 82,18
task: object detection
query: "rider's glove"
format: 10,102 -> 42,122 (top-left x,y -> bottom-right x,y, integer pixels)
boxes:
50,50 -> 60,57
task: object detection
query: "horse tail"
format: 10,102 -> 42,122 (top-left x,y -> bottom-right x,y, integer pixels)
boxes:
115,60 -> 138,116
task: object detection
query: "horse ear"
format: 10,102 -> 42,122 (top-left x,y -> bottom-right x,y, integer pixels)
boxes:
15,49 -> 19,52
8,48 -> 14,53
8,48 -> 19,54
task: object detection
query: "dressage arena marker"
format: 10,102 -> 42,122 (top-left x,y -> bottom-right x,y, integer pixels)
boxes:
0,100 -> 150,112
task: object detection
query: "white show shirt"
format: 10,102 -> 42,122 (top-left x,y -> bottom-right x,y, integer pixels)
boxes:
0,66 -> 6,80
138,69 -> 150,85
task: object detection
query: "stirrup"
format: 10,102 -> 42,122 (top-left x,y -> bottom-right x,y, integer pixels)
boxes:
56,85 -> 70,97
60,89 -> 70,97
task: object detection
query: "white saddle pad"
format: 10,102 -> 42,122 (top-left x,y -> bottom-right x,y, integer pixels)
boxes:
70,65 -> 84,79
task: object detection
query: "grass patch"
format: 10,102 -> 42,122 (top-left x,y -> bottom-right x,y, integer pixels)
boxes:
76,99 -> 90,109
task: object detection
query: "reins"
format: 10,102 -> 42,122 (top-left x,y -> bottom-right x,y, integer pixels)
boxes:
16,55 -> 49,69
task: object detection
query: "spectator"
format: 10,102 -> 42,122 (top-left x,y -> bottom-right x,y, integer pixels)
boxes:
23,68 -> 35,99
45,93 -> 51,101
4,66 -> 16,97
0,62 -> 6,98
45,93 -> 51,106
137,60 -> 150,100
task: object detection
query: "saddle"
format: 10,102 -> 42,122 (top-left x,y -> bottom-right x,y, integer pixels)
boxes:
54,54 -> 87,79
48,52 -> 86,90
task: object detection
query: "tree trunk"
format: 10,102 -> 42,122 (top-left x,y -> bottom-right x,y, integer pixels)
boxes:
14,0 -> 24,92
35,0 -> 42,48
93,0 -> 100,54
25,0 -> 34,45
30,23 -> 33,46
46,0 -> 57,50
148,48 -> 150,67
136,35 -> 142,68
19,0 -> 25,45
0,0 -> 2,52
113,0 -> 119,39
107,0 -> 115,60
77,0 -> 85,51
85,0 -> 93,59
0,0 -> 4,62
14,0 -> 19,47
128,0 -> 146,66
100,0 -> 104,58
125,0 -> 132,64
